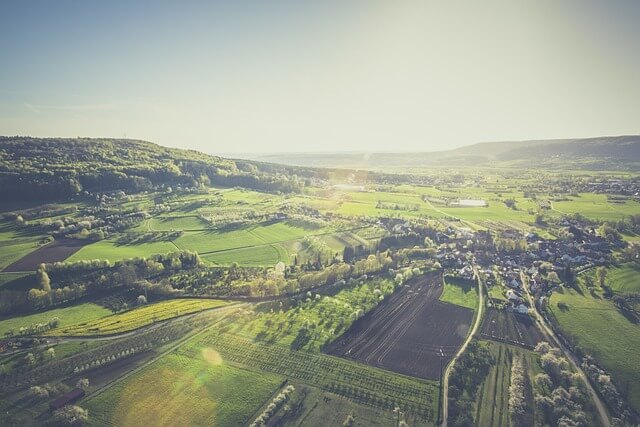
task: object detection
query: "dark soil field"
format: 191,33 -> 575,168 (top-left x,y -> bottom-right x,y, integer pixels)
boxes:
3,238 -> 89,272
325,271 -> 474,380
480,308 -> 545,349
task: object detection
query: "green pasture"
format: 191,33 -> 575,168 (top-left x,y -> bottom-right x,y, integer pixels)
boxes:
148,215 -> 209,231
606,263 -> 640,294
548,286 -> 640,412
440,276 -> 479,310
85,352 -> 282,427
551,193 -> 640,221
67,238 -> 178,263
202,245 -> 288,266
0,303 -> 111,337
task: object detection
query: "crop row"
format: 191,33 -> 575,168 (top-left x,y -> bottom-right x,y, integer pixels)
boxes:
182,331 -> 438,420
0,320 -> 197,394
49,299 -> 228,336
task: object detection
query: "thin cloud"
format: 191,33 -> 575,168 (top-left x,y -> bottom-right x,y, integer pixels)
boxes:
23,102 -> 116,113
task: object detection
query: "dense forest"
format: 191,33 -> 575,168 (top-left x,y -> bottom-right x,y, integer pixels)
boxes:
0,137 -> 329,201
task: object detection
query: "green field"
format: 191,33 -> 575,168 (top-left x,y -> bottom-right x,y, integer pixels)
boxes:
551,193 -> 640,221
148,215 -> 209,231
0,224 -> 44,271
49,299 -> 230,336
67,238 -> 178,263
202,244 -> 288,266
548,286 -> 640,411
186,330 -> 439,421
85,352 -> 283,427
0,303 -> 111,337
606,264 -> 640,294
440,276 -> 479,310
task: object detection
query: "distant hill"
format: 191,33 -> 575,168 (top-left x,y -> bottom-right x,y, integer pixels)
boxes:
236,135 -> 640,171
0,137 -> 326,202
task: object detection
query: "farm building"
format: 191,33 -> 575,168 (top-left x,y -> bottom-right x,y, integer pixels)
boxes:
49,388 -> 85,411
506,289 -> 519,302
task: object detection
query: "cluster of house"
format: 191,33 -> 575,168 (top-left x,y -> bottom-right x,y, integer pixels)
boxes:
579,177 -> 640,197
486,268 -> 531,315
436,218 -> 617,317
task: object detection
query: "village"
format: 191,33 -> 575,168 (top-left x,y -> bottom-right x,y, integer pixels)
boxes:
435,217 -> 616,319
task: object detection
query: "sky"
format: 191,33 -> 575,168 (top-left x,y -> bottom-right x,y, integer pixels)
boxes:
1,0 -> 639,153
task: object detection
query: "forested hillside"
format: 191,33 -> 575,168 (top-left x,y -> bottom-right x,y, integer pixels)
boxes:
0,137 -> 322,201
241,135 -> 640,171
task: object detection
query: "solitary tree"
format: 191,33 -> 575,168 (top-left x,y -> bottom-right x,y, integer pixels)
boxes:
547,271 -> 560,284
76,378 -> 90,390
44,347 -> 56,361
37,269 -> 51,293
24,352 -> 36,366
595,267 -> 607,288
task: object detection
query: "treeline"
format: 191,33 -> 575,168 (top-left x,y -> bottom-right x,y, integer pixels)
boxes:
582,356 -> 637,425
0,251 -> 201,315
447,340 -> 494,426
0,137 -> 327,201
167,251 -> 398,299
533,342 -> 593,426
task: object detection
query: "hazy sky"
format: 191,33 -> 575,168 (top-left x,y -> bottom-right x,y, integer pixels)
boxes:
1,1 -> 639,153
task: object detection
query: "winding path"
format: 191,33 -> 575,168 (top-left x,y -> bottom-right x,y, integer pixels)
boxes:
520,272 -> 610,427
440,266 -> 484,426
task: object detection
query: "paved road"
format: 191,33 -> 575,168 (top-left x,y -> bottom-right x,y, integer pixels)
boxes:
440,266 -> 484,427
520,272 -> 610,427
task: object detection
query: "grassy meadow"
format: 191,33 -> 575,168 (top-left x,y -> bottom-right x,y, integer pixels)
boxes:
440,276 -> 479,310
548,285 -> 640,411
606,263 -> 640,294
84,352 -> 283,427
0,303 -> 112,337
